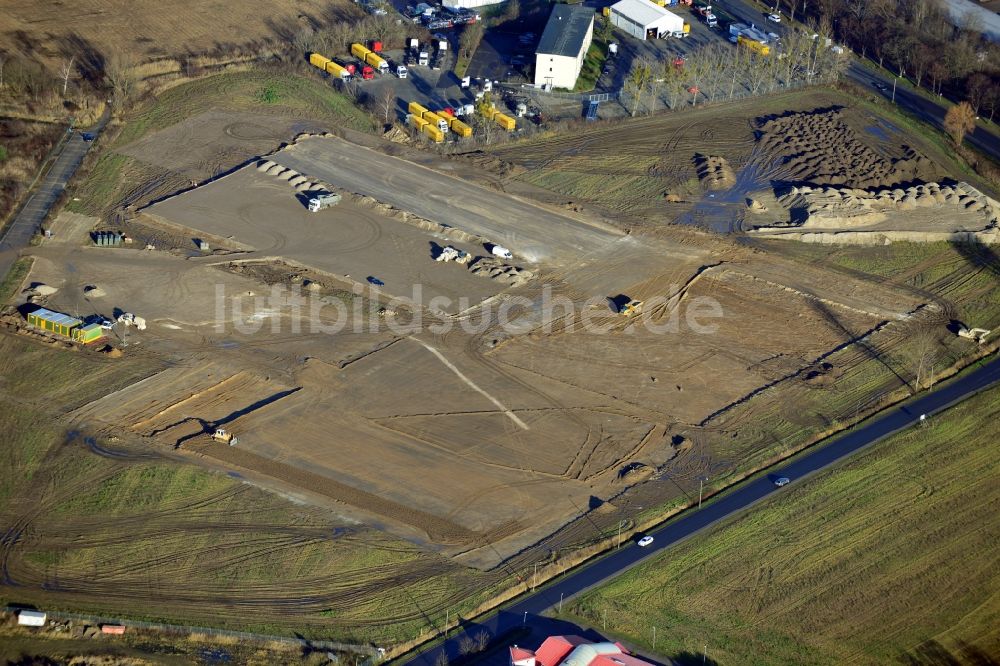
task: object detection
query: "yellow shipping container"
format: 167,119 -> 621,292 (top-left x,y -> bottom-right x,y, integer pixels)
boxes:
365,52 -> 386,69
494,113 -> 516,131
602,6 -> 610,15
408,101 -> 428,116
410,115 -> 429,130
449,117 -> 472,137
325,61 -> 348,78
351,43 -> 371,60
422,124 -> 444,143
480,105 -> 497,121
422,111 -> 444,124
309,53 -> 331,69
738,35 -> 770,55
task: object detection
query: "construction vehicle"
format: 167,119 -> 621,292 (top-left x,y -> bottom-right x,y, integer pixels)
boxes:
308,192 -> 342,212
607,296 -> 643,316
212,428 -> 238,446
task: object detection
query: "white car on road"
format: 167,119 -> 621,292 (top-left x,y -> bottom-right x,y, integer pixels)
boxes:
637,535 -> 654,547
767,12 -> 781,22
774,477 -> 790,487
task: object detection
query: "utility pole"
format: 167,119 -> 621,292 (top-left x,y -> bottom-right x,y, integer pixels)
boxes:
703,644 -> 708,664
533,563 -> 538,590
652,626 -> 657,650
699,478 -> 705,508
559,593 -> 564,613
617,520 -> 624,549
445,609 -> 448,639
891,77 -> 897,104
523,611 -> 527,625
603,609 -> 607,631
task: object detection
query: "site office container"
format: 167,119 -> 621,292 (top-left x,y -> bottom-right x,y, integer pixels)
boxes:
17,611 -> 46,627
422,123 -> 445,143
325,61 -> 351,79
351,43 -> 372,60
494,113 -> 516,131
448,117 -> 472,137
309,52 -> 331,69
27,308 -> 82,338
73,323 -> 104,344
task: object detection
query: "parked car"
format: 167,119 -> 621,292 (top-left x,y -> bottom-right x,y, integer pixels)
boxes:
774,477 -> 790,487
767,12 -> 781,22
637,535 -> 654,547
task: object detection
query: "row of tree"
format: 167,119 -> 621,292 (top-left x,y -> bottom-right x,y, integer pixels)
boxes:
622,30 -> 846,116
778,0 -> 1000,119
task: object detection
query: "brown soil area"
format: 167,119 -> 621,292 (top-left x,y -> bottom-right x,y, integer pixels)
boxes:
756,107 -> 941,189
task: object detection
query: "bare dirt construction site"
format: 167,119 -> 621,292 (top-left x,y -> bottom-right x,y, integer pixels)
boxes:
5,83 -> 1000,646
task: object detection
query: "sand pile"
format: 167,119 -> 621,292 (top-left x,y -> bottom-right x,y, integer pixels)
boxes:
467,257 -> 535,287
256,159 -> 332,197
694,154 -> 736,190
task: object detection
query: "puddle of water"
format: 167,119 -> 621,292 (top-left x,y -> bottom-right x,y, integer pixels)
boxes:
864,124 -> 891,141
675,158 -> 773,233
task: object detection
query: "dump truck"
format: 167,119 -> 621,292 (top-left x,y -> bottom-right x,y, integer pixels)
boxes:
422,123 -> 445,143
212,429 -> 238,446
365,51 -> 389,74
309,52 -> 331,69
351,43 -> 372,61
325,61 -> 351,79
308,192 -> 342,211
448,117 -> 472,137
494,112 -> 516,131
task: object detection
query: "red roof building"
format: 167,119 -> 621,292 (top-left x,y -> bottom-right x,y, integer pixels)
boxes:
510,636 -> 654,666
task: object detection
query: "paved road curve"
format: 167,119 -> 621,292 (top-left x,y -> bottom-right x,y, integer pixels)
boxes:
398,352 -> 1000,665
0,112 -> 109,280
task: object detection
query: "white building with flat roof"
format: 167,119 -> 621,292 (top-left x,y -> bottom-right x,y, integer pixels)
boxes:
534,4 -> 595,89
609,0 -> 684,40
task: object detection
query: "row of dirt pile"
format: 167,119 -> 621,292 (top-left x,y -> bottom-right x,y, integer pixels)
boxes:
771,181 -> 1000,228
756,108 -> 939,188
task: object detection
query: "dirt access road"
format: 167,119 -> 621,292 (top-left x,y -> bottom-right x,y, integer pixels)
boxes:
270,137 -> 622,263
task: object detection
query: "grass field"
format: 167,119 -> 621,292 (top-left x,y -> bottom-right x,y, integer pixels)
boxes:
565,383 -> 1000,665
0,257 -> 32,304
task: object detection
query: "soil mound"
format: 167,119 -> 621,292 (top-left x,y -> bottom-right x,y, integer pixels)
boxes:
756,109 -> 938,189
694,154 -> 736,190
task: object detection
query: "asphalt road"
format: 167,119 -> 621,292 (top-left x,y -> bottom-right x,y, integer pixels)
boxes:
711,0 -> 1000,162
0,112 -> 108,281
398,351 -> 1000,665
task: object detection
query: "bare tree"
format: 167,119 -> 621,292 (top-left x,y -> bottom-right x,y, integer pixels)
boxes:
907,328 -> 940,392
459,22 -> 485,60
59,56 -> 75,97
474,630 -> 491,651
434,651 -> 449,666
458,635 -> 476,656
623,58 -> 651,116
105,50 -> 137,113
944,101 -> 976,145
373,84 -> 397,126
